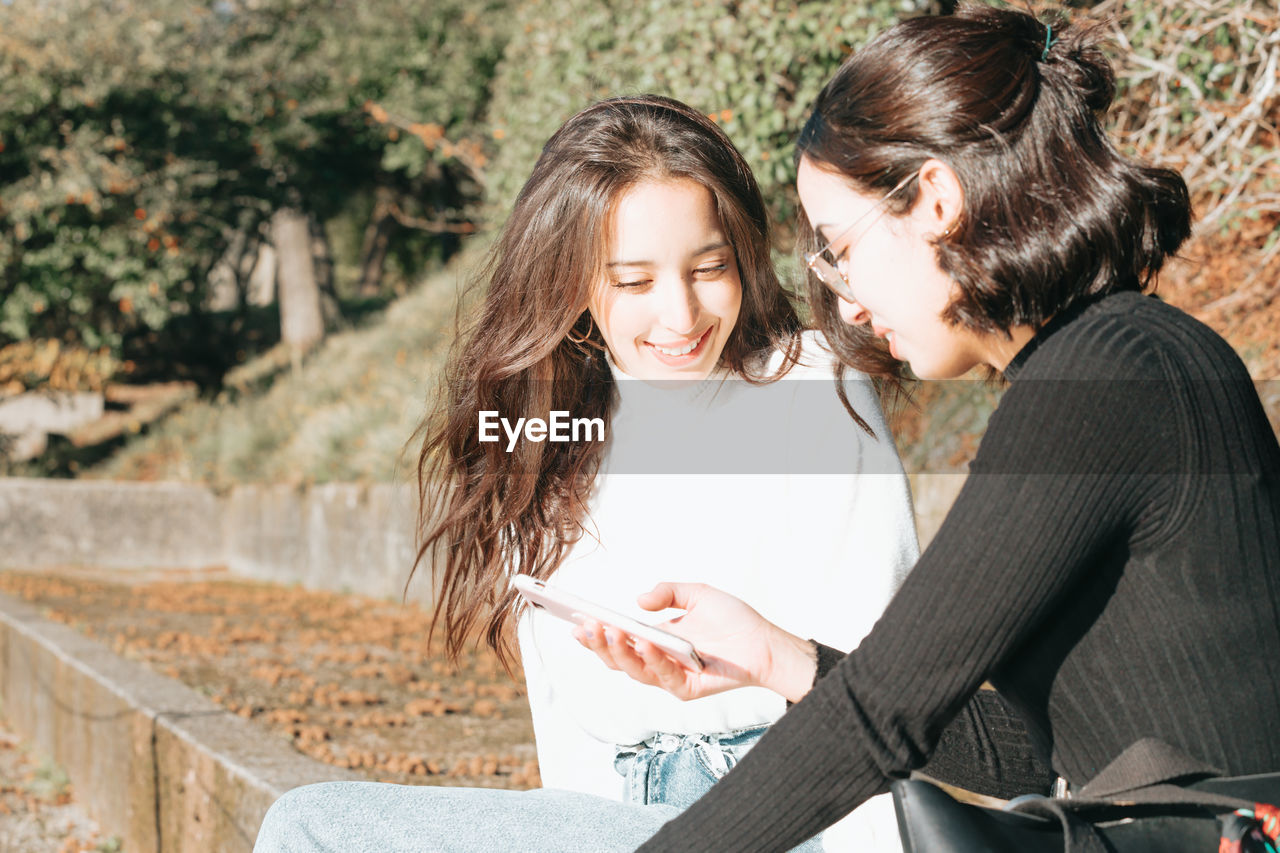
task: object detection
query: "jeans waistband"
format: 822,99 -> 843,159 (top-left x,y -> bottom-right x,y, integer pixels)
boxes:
624,723 -> 771,754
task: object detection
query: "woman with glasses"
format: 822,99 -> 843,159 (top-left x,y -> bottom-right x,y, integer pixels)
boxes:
253,94 -> 918,851
577,6 -> 1280,851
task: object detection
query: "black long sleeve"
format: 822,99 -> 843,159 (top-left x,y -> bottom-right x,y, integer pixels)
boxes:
811,644 -> 1056,798
640,293 -> 1280,852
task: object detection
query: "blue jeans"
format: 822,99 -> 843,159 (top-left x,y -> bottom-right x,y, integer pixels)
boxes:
614,725 -> 823,851
253,783 -> 679,852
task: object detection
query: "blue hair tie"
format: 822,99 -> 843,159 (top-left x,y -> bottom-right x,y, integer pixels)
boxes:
1042,25 -> 1055,60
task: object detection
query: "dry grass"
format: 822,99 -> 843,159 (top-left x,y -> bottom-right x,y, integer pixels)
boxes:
86,239 -> 488,487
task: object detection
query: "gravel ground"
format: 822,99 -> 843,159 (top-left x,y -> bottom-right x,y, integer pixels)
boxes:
0,568 -> 538,792
0,713 -> 118,853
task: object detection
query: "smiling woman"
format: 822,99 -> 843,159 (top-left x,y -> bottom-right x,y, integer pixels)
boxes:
441,95 -> 917,848
253,95 -> 920,852
411,94 -> 816,673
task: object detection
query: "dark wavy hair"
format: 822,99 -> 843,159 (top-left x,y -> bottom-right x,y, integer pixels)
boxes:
795,3 -> 1192,351
412,95 -> 803,670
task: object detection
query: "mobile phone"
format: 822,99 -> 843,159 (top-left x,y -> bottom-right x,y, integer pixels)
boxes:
512,574 -> 704,672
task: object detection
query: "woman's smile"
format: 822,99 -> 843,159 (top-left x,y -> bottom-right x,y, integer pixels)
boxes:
646,326 -> 715,364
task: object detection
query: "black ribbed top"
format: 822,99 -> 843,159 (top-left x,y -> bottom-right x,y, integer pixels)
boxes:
639,292 -> 1280,851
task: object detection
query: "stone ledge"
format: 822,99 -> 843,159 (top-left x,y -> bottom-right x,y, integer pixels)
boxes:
0,591 -> 344,853
0,475 -> 967,598
0,478 -> 432,604
0,479 -> 224,571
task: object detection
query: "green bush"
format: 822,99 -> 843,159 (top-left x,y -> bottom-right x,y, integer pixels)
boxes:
486,0 -> 1277,241
485,0 -> 934,240
0,0 -> 512,354
0,1 -> 257,349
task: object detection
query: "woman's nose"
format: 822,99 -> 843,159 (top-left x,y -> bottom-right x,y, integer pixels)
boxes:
658,279 -> 701,335
837,295 -> 871,326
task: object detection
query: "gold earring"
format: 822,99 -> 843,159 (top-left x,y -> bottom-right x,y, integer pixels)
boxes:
567,314 -> 594,344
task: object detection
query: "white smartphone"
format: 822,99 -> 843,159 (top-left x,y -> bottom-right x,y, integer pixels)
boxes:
512,574 -> 704,672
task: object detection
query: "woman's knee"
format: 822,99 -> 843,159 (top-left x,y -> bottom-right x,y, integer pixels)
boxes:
254,782 -> 362,852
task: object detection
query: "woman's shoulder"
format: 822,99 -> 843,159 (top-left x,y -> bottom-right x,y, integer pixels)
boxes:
1013,291 -> 1247,383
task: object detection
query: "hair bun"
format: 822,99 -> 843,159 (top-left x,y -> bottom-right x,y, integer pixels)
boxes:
952,5 -> 1117,116
1039,18 -> 1116,116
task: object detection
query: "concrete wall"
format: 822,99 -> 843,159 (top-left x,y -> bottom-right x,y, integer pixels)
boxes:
223,483 -> 421,600
1,474 -> 966,595
0,478 -> 430,603
0,592 -> 343,853
0,479 -> 225,570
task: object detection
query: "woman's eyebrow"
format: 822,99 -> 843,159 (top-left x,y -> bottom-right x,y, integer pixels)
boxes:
606,240 -> 731,268
693,240 -> 731,255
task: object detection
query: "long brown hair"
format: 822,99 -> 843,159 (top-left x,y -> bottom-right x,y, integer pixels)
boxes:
796,3 -> 1190,361
413,95 -> 802,669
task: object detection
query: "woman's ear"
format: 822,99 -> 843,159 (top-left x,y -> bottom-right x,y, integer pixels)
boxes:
914,158 -> 964,238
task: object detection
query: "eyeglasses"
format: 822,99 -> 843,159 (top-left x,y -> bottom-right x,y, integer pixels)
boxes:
803,170 -> 919,304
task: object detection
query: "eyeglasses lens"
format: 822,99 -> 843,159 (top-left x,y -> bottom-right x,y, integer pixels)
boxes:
808,254 -> 855,302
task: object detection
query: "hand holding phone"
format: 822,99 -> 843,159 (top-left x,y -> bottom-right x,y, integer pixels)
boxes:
512,574 -> 704,672
571,581 -> 821,705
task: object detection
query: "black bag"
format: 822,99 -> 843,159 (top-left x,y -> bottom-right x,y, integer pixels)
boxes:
892,739 -> 1280,853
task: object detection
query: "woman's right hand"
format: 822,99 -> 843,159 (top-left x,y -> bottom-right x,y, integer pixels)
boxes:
572,582 -> 819,703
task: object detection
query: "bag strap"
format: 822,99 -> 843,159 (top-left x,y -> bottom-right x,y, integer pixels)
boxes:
1007,739 -> 1269,853
1079,737 -> 1222,799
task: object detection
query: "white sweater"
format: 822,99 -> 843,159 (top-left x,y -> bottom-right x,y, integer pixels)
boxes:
515,331 -> 918,849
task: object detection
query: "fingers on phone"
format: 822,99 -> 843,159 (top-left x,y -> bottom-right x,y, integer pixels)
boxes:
572,618 -> 594,644
633,639 -> 692,697
634,639 -> 672,675
576,620 -> 617,670
601,629 -> 651,682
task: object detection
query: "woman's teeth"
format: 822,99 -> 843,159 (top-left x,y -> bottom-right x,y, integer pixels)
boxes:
652,338 -> 700,357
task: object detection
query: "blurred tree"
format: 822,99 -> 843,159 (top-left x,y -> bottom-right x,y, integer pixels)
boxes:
0,0 -> 510,360
273,206 -> 324,352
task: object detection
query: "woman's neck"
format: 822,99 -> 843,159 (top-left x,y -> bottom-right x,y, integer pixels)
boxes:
983,324 -> 1038,373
